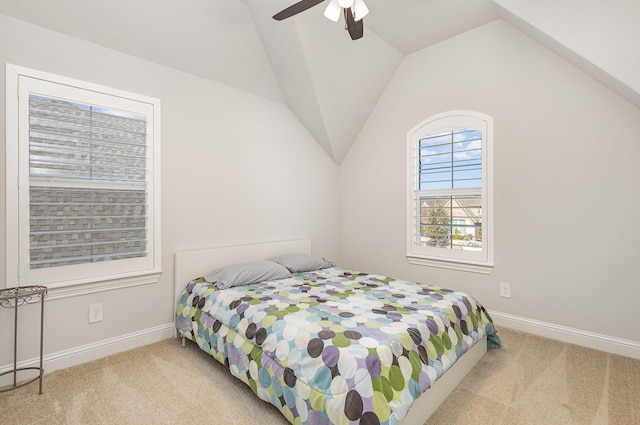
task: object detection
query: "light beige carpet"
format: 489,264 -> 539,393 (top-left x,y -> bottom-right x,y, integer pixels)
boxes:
1,328 -> 639,425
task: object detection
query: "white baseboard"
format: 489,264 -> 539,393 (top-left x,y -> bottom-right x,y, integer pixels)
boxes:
0,322 -> 175,386
3,314 -> 638,389
489,310 -> 640,360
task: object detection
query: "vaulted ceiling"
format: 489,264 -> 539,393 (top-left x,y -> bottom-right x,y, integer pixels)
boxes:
0,0 -> 638,164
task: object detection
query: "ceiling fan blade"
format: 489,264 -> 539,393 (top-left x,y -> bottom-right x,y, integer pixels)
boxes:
273,0 -> 326,20
344,8 -> 363,40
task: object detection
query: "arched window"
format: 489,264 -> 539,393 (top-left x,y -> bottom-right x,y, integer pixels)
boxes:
407,111 -> 493,273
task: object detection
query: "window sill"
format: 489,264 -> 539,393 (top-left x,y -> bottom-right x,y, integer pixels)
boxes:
43,270 -> 163,301
406,255 -> 493,274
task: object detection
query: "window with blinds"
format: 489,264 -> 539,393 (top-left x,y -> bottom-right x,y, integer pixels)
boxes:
407,111 -> 493,272
29,95 -> 148,269
417,128 -> 482,249
6,65 -> 161,290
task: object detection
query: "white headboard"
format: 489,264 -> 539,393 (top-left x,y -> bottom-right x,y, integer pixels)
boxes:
173,238 -> 311,308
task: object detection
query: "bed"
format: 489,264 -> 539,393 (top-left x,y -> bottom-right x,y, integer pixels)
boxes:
174,239 -> 497,425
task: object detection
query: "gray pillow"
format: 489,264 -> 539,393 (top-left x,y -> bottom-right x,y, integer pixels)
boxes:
268,253 -> 335,273
205,260 -> 291,290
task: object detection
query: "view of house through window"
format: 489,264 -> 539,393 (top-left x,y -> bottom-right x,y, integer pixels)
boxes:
29,95 -> 149,269
417,128 -> 482,251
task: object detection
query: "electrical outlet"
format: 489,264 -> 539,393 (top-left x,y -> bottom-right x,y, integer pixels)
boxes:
500,282 -> 511,299
89,303 -> 103,323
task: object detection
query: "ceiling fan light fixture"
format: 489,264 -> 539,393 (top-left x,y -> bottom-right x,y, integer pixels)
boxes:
272,0 -> 365,40
353,0 -> 369,21
324,0 -> 341,22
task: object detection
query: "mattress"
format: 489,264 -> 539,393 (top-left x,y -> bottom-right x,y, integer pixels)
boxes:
175,267 -> 496,425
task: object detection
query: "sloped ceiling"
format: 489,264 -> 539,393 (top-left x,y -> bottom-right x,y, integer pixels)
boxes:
0,0 -> 284,101
493,0 -> 640,109
247,0 -> 405,162
0,0 -> 637,163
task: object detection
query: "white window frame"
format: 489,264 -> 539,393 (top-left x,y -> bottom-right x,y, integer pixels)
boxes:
5,64 -> 162,297
406,110 -> 493,274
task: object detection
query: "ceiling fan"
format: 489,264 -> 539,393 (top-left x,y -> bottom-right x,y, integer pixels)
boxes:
273,0 -> 369,40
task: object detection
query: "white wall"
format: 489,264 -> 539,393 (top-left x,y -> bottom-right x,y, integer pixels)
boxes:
339,20 -> 640,347
0,13 -> 339,373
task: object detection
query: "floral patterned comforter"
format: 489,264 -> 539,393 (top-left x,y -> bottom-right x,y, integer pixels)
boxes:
175,267 -> 496,425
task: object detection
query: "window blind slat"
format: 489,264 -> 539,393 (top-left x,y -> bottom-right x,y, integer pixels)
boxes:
30,251 -> 147,268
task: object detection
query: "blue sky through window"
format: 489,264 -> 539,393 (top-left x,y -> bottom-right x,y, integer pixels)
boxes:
419,128 -> 482,190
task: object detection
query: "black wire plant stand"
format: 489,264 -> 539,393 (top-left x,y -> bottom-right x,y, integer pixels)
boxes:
0,285 -> 47,394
